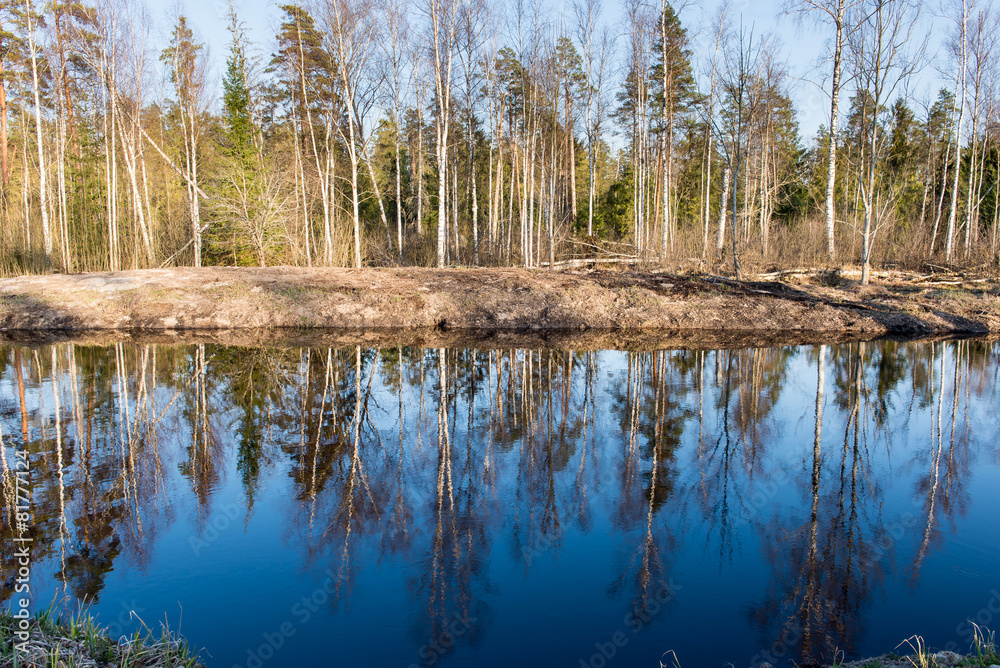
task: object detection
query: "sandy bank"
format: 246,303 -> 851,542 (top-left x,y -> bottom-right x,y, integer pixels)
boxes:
0,267 -> 998,344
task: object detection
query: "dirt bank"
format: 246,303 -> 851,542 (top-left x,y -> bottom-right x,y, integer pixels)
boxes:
0,266 -> 998,344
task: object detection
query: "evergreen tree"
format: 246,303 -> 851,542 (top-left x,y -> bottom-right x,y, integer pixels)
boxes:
222,28 -> 256,163
213,4 -> 284,266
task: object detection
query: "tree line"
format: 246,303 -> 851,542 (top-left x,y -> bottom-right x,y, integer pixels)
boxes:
0,0 -> 997,282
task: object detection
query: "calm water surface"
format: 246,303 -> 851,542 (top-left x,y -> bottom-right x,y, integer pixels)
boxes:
1,340 -> 999,667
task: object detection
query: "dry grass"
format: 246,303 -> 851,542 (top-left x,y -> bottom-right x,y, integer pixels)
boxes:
0,607 -> 204,668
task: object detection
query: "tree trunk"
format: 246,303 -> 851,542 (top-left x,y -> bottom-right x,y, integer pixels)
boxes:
716,165 -> 730,257
945,4 -> 968,262
825,6 -> 845,263
861,125 -> 878,285
395,126 -> 403,263
26,1 -> 52,268
0,57 -> 9,189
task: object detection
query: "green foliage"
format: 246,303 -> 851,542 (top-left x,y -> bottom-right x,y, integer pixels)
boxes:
494,46 -> 530,132
222,34 -> 255,162
160,16 -> 201,98
649,3 -> 698,131
592,166 -> 634,240
264,4 -> 335,124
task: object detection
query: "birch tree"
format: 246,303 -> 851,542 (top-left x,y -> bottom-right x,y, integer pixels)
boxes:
320,0 -> 385,268
24,0 -> 52,266
425,0 -> 460,267
380,0 -> 411,263
162,14 -> 207,267
943,0 -> 968,261
787,0 -> 862,262
713,22 -> 765,278
847,0 -> 922,283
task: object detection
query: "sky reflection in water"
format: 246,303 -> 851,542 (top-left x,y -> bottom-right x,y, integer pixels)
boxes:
1,340 -> 999,667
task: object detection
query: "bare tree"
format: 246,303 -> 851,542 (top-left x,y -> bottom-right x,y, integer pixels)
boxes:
425,0 -> 461,267
23,0 -> 51,267
713,21 -> 766,278
116,4 -> 155,267
847,0 -> 923,283
787,0 -> 862,263
700,3 -> 727,258
380,0 -> 411,263
573,0 -> 601,238
944,0 -> 968,261
320,0 -> 385,269
162,12 -> 207,267
959,2 -> 995,257
456,0 -> 488,265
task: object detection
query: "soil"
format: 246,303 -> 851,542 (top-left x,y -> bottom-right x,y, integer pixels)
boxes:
0,266 -> 999,347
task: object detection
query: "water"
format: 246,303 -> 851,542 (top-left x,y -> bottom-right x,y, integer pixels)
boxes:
1,340 -> 999,668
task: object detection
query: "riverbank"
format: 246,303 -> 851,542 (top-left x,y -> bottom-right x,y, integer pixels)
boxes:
831,648 -> 1000,668
0,608 -> 204,667
0,266 -> 998,341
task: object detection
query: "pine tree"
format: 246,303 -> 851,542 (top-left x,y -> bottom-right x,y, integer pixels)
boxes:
650,2 -> 696,254
0,0 -> 27,191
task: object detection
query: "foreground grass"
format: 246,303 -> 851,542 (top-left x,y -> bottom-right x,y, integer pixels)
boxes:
656,626 -> 1000,668
831,627 -> 1000,668
0,608 -> 204,668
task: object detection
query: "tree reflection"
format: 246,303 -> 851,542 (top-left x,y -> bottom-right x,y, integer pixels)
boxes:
911,341 -> 979,583
0,339 -> 997,667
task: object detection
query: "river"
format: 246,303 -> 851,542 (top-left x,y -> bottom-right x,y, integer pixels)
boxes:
1,339 -> 998,667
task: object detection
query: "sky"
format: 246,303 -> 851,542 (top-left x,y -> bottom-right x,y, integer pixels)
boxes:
158,0 -> 954,145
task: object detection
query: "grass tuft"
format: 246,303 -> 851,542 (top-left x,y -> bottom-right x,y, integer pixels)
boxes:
896,635 -> 933,668
0,604 -> 204,668
969,623 -> 999,666
660,649 -> 682,668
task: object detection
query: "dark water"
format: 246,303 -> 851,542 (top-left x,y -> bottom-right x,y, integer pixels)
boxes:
1,340 -> 999,668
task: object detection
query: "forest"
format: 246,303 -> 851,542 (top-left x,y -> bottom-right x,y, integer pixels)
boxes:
0,0 -> 997,284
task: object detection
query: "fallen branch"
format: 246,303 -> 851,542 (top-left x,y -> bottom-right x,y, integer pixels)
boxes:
541,257 -> 644,269
703,275 -> 890,312
140,127 -> 211,200
159,221 -> 214,268
565,238 -> 643,259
